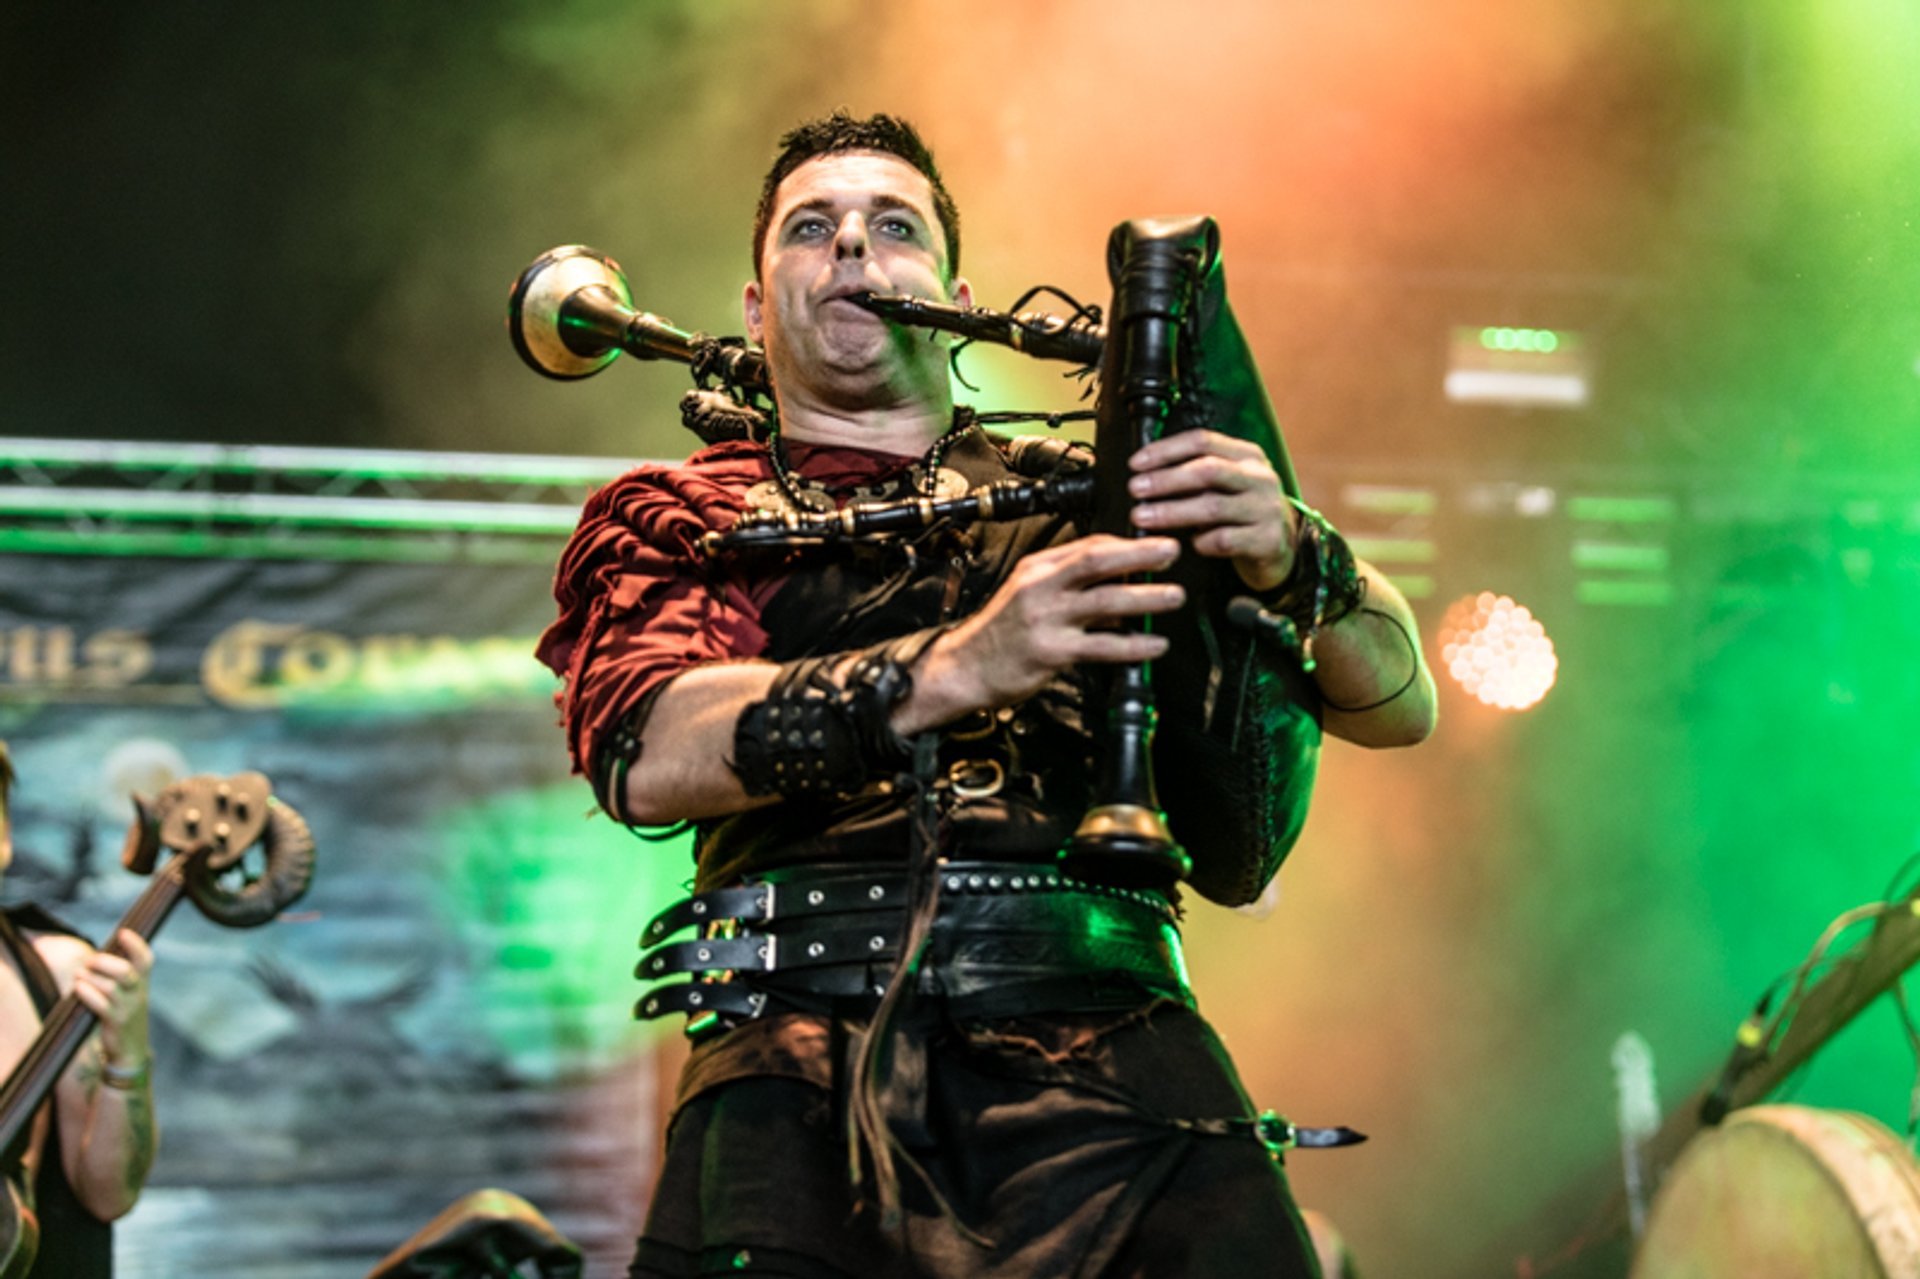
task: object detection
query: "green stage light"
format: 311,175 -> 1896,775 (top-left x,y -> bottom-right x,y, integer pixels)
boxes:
1451,327 -> 1589,407
1479,327 -> 1561,354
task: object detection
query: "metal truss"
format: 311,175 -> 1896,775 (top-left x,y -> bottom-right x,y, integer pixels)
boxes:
0,437 -> 646,564
4,437 -> 1915,615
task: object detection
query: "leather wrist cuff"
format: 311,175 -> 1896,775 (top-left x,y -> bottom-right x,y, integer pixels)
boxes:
1255,498 -> 1365,633
101,1056 -> 151,1092
729,630 -> 943,800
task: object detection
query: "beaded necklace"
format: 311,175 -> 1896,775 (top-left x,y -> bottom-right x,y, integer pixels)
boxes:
763,407 -> 978,514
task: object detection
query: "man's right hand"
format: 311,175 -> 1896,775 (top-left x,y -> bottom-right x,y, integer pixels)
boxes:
620,534 -> 1187,825
898,534 -> 1186,733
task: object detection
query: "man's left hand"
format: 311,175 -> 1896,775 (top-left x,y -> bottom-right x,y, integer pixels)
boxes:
1127,430 -> 1297,593
72,929 -> 154,1073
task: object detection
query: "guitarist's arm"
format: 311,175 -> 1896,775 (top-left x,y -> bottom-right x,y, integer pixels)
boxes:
36,930 -> 157,1223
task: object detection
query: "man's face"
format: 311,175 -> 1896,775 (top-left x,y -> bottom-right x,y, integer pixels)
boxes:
745,151 -> 970,409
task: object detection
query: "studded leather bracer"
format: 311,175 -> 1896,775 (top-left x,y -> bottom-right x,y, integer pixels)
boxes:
729,630 -> 944,799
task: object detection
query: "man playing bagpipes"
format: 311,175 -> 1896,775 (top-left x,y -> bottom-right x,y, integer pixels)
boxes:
537,111 -> 1435,1278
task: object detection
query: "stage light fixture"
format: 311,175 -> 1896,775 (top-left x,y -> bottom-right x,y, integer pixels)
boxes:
1445,326 -> 1591,408
1438,591 -> 1559,711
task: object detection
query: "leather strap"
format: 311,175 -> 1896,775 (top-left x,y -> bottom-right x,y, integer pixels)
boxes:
642,862 -> 1173,948
1174,1110 -> 1369,1155
633,861 -> 1189,1029
641,877 -> 910,948
636,926 -> 901,981
634,982 -> 770,1024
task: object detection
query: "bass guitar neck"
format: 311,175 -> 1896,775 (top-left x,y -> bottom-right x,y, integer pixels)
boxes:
0,770 -> 314,1279
0,855 -> 193,1158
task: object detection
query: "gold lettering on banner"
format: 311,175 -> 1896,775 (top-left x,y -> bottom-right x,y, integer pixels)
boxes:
201,621 -> 547,710
356,634 -> 427,691
8,626 -> 37,682
278,631 -> 356,688
40,626 -> 73,681
201,621 -> 307,709
82,629 -> 154,685
1,626 -> 153,689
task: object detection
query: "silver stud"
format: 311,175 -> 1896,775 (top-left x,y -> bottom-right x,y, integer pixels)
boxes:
869,935 -> 885,951
1010,876 -> 1025,890
808,889 -> 825,905
945,875 -> 963,892
967,874 -> 984,891
868,885 -> 885,901
808,941 -> 826,958
688,990 -> 703,1006
696,947 -> 712,962
692,902 -> 708,916
644,998 -> 659,1014
988,875 -> 1004,890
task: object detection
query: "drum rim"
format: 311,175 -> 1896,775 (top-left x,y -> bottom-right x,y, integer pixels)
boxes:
1632,1103 -> 1920,1278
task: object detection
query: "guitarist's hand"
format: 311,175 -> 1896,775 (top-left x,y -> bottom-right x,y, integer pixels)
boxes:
72,931 -> 154,1073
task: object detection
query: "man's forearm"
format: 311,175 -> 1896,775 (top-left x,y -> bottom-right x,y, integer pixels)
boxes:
1311,560 -> 1437,748
66,1049 -> 156,1222
620,633 -> 998,826
619,663 -> 782,825
617,535 -> 1200,826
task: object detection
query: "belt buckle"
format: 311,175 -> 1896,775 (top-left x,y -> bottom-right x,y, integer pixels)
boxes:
948,757 -> 1005,800
946,708 -> 1001,742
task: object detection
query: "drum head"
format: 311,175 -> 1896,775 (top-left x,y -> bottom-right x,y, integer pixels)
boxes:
1631,1104 -> 1920,1279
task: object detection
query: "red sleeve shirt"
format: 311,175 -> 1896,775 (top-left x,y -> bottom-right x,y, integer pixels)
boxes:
535,437 -> 923,779
535,441 -> 771,777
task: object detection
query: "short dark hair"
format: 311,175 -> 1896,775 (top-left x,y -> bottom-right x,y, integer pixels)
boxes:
751,110 -> 961,280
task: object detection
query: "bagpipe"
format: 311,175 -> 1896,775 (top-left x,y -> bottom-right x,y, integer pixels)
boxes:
507,220 -> 1323,905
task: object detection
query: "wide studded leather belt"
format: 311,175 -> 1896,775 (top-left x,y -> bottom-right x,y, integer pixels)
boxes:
634,860 -> 1191,1031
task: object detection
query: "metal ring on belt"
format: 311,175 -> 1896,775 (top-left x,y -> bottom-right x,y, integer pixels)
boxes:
634,860 -> 1189,1029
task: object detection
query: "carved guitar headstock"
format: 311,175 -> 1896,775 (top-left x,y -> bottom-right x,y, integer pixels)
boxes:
116,771 -> 315,929
155,773 -> 270,871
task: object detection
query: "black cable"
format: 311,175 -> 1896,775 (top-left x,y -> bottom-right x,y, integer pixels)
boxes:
944,284 -> 1104,395
1891,979 -> 1920,1146
1701,900 -> 1894,1123
969,409 -> 1096,430
1319,606 -> 1423,713
1882,849 -> 1920,903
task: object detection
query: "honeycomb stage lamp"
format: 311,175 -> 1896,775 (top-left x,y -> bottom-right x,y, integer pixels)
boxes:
1438,591 -> 1558,711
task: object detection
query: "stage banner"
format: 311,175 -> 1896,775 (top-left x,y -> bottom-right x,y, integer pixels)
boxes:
0,552 -> 688,1278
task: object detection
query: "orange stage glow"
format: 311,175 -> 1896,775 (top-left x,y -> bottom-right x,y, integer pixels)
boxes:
1438,590 -> 1559,710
